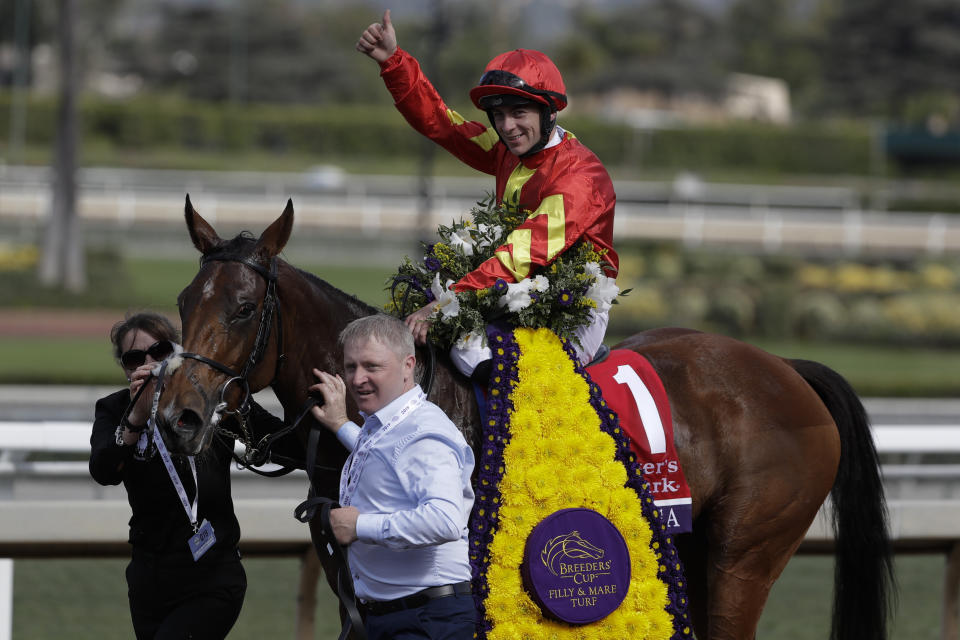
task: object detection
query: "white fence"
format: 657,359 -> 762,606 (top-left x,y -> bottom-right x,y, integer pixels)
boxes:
4,166 -> 960,255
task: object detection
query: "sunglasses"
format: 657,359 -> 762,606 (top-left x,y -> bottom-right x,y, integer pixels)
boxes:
121,340 -> 174,369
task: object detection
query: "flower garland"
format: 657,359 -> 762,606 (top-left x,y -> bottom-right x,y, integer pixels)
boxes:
469,327 -> 693,639
386,198 -> 625,351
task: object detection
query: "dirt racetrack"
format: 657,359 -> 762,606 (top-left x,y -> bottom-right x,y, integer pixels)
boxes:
0,309 -> 176,338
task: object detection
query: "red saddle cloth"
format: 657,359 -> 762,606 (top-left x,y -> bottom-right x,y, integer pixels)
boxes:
586,349 -> 693,534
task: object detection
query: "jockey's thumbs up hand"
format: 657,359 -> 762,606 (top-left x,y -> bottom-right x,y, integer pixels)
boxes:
357,9 -> 397,64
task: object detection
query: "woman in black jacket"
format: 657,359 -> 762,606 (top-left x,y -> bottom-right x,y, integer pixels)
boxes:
89,312 -> 246,639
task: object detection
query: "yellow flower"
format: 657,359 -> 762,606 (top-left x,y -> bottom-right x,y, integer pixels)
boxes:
482,328 -> 674,639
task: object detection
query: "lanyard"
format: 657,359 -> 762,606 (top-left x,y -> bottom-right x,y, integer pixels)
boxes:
152,422 -> 200,532
339,391 -> 425,506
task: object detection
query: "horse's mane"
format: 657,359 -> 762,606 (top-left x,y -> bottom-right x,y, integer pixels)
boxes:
296,265 -> 380,319
204,231 -> 381,320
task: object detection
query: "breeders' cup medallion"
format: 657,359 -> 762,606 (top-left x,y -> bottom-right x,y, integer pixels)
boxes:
521,508 -> 631,625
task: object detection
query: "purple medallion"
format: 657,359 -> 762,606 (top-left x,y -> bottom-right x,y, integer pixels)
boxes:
521,508 -> 631,625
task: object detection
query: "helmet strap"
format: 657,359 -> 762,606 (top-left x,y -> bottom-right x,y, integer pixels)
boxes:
520,106 -> 557,157
486,105 -> 558,158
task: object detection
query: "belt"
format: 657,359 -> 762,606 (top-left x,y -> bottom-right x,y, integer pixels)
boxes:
363,581 -> 472,616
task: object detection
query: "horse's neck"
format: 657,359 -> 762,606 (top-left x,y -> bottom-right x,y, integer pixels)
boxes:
274,263 -> 481,451
269,266 -> 364,421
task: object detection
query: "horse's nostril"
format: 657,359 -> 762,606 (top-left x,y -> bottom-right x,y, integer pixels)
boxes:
176,409 -> 203,431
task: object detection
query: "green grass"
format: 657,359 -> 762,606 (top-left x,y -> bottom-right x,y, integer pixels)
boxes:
750,338 -> 960,397
5,257 -> 960,393
0,258 -> 397,385
12,556 -> 340,639
0,337 -> 121,386
125,258 -> 394,315
10,553 -> 945,639
760,554 -> 943,640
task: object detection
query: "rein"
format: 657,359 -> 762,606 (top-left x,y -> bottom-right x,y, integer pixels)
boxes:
390,273 -> 437,396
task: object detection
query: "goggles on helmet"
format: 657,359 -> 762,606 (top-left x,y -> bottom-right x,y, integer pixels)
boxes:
476,69 -> 566,112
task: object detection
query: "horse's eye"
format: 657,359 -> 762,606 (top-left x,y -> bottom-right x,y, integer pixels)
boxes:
236,302 -> 257,319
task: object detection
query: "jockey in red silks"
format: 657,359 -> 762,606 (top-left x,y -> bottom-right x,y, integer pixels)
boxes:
358,10 -> 618,382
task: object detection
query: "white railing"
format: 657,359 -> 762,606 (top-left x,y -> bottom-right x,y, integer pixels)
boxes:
4,167 -> 960,254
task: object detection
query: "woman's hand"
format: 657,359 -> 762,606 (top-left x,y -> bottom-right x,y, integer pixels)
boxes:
404,302 -> 437,345
126,364 -> 155,428
356,9 -> 397,64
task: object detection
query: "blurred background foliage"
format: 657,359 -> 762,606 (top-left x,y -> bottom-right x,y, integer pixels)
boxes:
3,0 -> 960,393
2,0 -> 960,172
612,242 -> 960,346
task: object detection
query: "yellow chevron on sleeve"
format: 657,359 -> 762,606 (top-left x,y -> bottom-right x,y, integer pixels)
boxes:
446,109 -> 468,125
468,126 -> 500,152
527,193 -> 566,261
446,109 -> 499,152
495,228 -> 532,281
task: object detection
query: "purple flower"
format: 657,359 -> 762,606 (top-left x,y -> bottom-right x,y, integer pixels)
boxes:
493,278 -> 508,293
424,288 -> 435,303
425,256 -> 441,272
558,289 -> 574,306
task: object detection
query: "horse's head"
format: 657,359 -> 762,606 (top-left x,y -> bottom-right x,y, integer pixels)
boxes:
155,195 -> 293,455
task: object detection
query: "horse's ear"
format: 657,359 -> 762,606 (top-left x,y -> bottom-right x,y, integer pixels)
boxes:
184,194 -> 222,255
254,199 -> 294,259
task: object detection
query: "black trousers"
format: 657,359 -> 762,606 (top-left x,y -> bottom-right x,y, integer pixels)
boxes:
365,592 -> 476,640
126,548 -> 246,640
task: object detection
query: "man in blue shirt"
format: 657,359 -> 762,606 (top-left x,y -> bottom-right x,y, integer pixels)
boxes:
309,314 -> 476,640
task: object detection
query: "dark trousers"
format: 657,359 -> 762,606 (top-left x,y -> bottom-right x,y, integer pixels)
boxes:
365,592 -> 476,640
126,548 -> 246,640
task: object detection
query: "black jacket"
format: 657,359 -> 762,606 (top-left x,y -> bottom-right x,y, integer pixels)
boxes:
89,389 -> 241,559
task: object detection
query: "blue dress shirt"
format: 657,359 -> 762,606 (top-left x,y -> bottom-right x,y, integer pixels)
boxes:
336,384 -> 475,602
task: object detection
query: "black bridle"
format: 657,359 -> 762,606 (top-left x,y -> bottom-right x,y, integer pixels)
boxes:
181,254 -> 283,399
177,254 -> 300,474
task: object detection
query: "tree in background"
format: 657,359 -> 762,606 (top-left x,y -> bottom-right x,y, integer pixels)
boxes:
820,0 -> 960,123
554,0 -> 728,101
724,0 -> 825,116
39,0 -> 83,292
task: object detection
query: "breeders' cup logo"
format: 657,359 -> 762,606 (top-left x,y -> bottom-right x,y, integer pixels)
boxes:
523,508 -> 630,624
541,530 -> 606,577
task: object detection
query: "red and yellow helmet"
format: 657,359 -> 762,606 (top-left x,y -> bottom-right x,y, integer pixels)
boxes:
469,49 -> 568,113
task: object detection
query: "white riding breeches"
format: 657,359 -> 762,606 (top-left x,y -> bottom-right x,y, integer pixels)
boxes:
449,309 -> 610,377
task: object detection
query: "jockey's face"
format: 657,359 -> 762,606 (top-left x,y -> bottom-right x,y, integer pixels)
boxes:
490,103 -> 546,156
342,336 -> 415,415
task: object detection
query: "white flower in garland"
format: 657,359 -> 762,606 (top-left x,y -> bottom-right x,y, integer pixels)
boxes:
431,274 -> 461,318
499,279 -> 536,312
475,223 -> 502,252
585,261 -> 621,313
530,274 -> 549,292
450,228 -> 476,257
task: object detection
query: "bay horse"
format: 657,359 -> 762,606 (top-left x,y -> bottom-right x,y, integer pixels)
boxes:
156,197 -> 892,640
